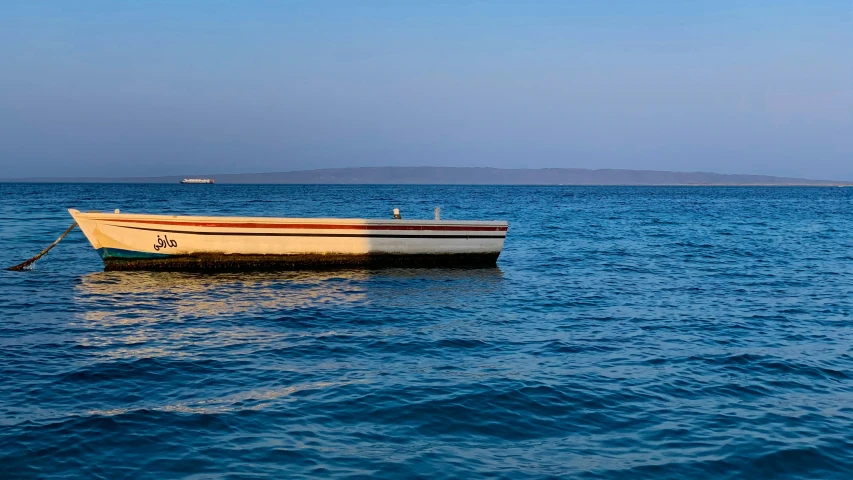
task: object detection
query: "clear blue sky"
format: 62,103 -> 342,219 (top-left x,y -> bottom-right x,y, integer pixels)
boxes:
1,0 -> 851,179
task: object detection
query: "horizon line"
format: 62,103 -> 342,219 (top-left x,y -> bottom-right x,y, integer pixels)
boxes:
1,166 -> 851,185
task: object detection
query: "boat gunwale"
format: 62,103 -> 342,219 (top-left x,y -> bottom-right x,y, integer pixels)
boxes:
69,209 -> 509,227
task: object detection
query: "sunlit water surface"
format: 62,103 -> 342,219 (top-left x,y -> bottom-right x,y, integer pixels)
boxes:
1,184 -> 852,479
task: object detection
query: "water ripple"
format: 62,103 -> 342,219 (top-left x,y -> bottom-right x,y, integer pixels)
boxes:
1,184 -> 853,478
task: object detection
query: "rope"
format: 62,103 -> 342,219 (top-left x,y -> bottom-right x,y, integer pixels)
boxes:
7,222 -> 78,271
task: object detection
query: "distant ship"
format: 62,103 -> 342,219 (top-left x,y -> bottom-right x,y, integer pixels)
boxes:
181,178 -> 214,184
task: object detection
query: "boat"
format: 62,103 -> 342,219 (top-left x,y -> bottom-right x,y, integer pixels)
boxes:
68,209 -> 508,271
181,178 -> 214,184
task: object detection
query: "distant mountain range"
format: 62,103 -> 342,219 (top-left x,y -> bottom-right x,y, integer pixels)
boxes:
2,167 -> 850,185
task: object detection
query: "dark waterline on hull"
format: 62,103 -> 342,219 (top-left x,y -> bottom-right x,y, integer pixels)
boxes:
101,252 -> 502,272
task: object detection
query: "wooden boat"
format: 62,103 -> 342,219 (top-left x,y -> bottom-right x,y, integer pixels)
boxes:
68,209 -> 508,271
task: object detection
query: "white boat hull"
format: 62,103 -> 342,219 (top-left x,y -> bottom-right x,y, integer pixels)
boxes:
68,209 -> 508,271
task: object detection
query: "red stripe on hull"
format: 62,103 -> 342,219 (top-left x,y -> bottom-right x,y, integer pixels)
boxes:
99,219 -> 508,232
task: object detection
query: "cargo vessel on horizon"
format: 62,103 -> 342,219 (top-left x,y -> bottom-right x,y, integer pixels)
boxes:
181,178 -> 214,184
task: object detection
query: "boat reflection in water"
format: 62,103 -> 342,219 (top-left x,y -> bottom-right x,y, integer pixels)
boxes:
76,268 -> 504,317
73,268 -> 504,356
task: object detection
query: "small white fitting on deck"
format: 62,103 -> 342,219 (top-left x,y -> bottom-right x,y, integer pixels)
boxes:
434,207 -> 440,221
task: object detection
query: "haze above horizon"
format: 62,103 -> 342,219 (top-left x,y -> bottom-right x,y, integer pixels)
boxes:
1,1 -> 851,179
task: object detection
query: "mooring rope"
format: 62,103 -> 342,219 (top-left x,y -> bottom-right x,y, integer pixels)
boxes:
7,222 -> 78,271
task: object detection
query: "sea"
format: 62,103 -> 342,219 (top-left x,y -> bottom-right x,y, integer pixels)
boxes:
1,184 -> 852,479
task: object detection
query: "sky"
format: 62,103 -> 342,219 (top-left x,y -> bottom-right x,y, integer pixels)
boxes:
1,0 -> 851,179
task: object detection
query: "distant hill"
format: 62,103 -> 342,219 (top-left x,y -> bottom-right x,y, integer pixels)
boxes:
2,167 -> 850,185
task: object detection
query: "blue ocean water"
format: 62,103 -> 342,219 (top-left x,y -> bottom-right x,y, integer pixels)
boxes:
1,184 -> 852,479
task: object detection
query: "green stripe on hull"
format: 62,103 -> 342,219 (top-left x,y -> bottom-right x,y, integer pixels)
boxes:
97,248 -> 172,260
